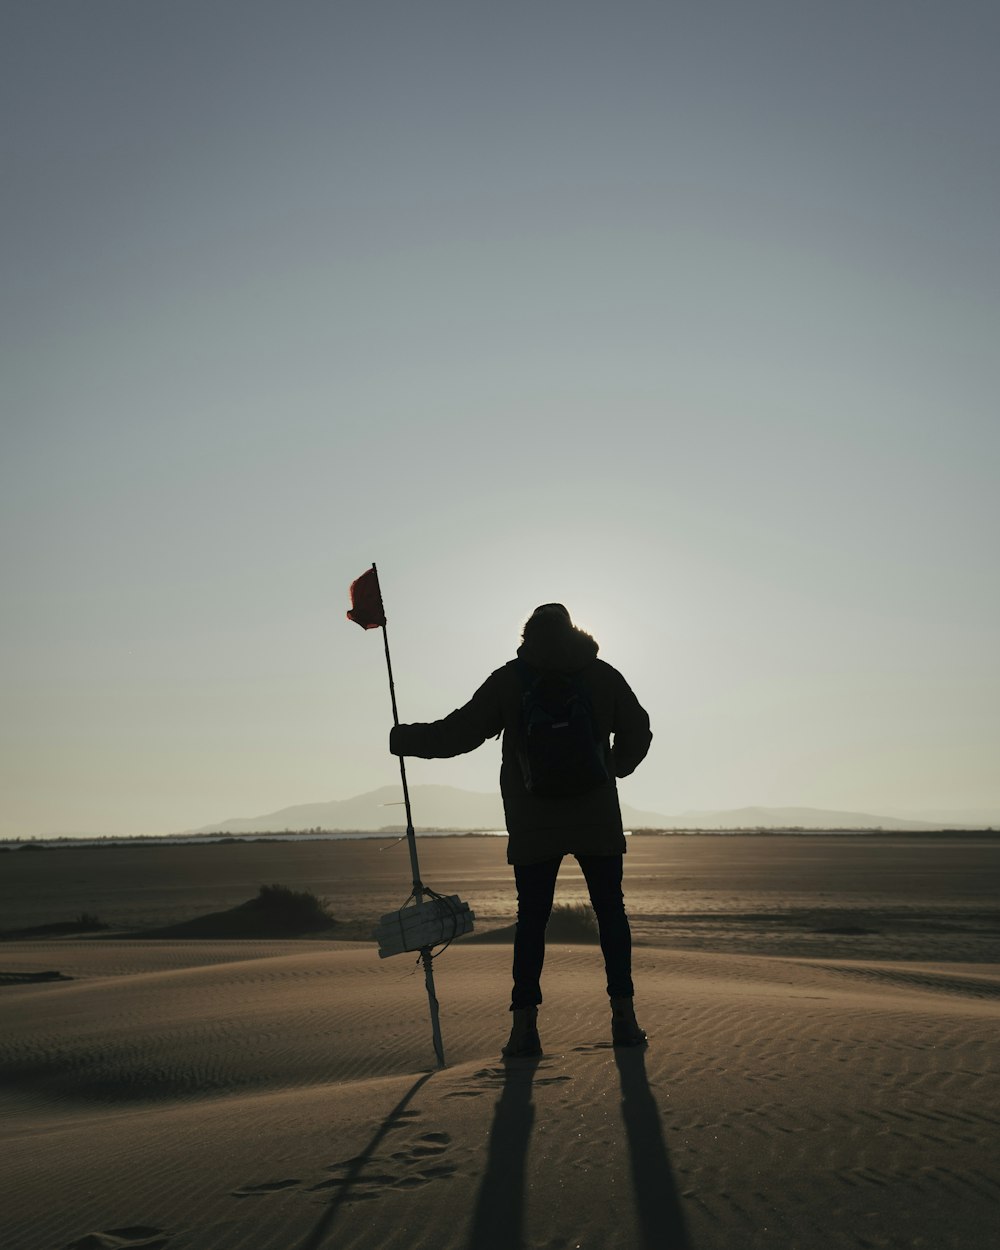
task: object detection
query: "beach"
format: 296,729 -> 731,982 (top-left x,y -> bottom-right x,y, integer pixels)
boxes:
2,834 -> 999,1249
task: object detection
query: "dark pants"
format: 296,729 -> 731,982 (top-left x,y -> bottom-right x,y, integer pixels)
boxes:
511,853 -> 635,1009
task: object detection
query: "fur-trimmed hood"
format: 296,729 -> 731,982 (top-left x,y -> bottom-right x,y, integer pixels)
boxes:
516,620 -> 599,674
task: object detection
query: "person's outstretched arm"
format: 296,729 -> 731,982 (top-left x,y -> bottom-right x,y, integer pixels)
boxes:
389,674 -> 503,759
608,673 -> 652,778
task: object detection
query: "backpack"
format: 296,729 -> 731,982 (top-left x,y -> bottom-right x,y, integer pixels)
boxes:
515,661 -> 610,798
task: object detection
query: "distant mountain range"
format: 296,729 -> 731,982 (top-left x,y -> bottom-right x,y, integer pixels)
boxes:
194,786 -> 998,834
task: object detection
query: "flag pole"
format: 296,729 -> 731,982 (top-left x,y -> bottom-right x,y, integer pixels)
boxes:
373,563 -> 446,1069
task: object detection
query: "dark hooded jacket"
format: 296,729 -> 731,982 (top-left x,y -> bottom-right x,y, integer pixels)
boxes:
389,620 -> 652,865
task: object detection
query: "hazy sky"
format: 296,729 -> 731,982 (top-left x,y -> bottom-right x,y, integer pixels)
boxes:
2,2 -> 998,835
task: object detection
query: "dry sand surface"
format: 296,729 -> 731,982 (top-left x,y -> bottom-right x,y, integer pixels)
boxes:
2,835 -> 999,1250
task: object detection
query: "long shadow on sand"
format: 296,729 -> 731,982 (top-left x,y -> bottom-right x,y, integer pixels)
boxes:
464,1057 -> 540,1250
298,1070 -> 434,1250
614,1045 -> 691,1249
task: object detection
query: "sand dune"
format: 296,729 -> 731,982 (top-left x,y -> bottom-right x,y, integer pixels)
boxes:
2,938 -> 999,1250
3,836 -> 998,1248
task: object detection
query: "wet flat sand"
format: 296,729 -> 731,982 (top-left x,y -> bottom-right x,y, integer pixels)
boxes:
2,835 -> 999,1249
3,833 -> 998,959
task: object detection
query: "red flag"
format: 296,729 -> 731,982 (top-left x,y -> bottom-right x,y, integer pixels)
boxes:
347,566 -> 386,630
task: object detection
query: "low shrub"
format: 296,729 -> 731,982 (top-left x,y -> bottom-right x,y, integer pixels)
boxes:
74,912 -> 107,931
546,901 -> 600,942
245,883 -> 334,928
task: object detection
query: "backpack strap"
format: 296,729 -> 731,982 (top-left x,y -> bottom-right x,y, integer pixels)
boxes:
514,657 -> 539,691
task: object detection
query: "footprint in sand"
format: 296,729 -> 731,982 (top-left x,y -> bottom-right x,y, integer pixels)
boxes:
445,1063 -> 573,1097
65,1228 -> 168,1250
227,1116 -> 460,1206
308,1131 -> 459,1197
230,1178 -> 302,1197
384,1107 -> 422,1127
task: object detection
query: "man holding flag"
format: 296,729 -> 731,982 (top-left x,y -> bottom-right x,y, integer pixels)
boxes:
388,601 -> 652,1058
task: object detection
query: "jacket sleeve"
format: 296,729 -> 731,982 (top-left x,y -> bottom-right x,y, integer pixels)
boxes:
608,673 -> 652,778
389,672 -> 504,759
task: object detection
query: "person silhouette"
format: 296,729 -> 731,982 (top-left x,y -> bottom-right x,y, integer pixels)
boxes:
390,603 -> 652,1056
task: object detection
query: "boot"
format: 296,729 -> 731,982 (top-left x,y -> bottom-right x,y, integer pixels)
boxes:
502,1006 -> 542,1058
611,996 -> 647,1047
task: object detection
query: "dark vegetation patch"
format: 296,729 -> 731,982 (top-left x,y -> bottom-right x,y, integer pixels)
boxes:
463,901 -> 600,945
0,913 -> 109,941
0,970 -> 74,984
134,883 -> 337,938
